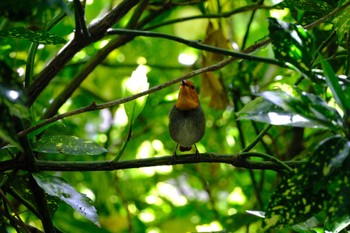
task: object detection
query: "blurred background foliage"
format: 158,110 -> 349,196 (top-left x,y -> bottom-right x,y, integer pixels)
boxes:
0,0 -> 350,232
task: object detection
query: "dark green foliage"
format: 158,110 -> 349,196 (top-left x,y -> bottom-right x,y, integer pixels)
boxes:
0,27 -> 66,45
264,136 -> 350,231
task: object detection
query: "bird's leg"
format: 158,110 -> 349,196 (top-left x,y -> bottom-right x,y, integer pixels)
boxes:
193,144 -> 200,159
172,144 -> 179,162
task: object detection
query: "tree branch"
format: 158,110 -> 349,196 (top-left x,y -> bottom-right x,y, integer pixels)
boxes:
0,153 -> 302,174
27,0 -> 141,106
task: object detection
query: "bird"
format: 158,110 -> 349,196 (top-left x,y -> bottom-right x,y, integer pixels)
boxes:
168,80 -> 205,154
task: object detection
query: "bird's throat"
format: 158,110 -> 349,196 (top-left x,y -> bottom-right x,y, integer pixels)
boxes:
175,86 -> 199,111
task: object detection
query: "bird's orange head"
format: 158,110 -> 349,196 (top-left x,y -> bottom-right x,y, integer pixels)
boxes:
175,80 -> 199,111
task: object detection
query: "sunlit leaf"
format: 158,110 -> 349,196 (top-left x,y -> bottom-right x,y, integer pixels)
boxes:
238,85 -> 342,130
321,58 -> 350,112
0,27 -> 66,44
268,18 -> 316,80
237,97 -> 317,127
33,173 -> 100,227
258,89 -> 341,130
124,64 -> 149,124
33,135 -> 107,155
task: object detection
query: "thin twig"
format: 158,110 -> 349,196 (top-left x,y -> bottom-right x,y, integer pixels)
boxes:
106,28 -> 285,67
145,3 -> 273,30
19,56 -> 235,138
0,189 -> 31,233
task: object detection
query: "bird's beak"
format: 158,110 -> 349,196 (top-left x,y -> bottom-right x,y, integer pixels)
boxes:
181,80 -> 186,86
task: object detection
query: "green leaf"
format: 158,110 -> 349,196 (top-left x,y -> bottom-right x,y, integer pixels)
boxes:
0,27 -> 66,44
124,64 -> 150,124
332,2 -> 350,43
33,173 -> 100,227
10,175 -> 61,215
264,136 -> 350,230
268,18 -> 316,80
237,97 -> 317,127
321,58 -> 350,112
275,0 -> 333,13
239,85 -> 342,129
33,135 -> 107,155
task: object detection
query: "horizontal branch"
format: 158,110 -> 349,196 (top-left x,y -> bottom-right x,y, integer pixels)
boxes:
0,153 -> 303,174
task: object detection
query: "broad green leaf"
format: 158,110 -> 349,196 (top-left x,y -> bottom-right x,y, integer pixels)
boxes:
237,97 -> 317,127
332,1 -> 350,43
264,136 -> 350,230
268,18 -> 316,80
0,27 -> 66,45
33,173 -> 100,227
237,85 -> 343,129
33,135 -> 107,155
321,58 -> 350,112
124,64 -> 150,124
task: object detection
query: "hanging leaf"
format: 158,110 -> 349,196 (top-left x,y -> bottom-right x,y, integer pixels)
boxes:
33,135 -> 107,155
201,23 -> 230,109
0,27 -> 66,44
264,136 -> 350,231
33,173 -> 100,227
268,18 -> 316,81
124,64 -> 149,124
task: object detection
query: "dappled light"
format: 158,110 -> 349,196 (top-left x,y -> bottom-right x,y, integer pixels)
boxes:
1,0 -> 350,232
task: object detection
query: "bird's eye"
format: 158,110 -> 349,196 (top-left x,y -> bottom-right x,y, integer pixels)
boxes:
190,85 -> 195,89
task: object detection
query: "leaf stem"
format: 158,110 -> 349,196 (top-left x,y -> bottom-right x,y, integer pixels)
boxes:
240,152 -> 294,173
241,125 -> 272,152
